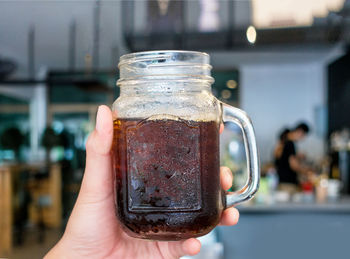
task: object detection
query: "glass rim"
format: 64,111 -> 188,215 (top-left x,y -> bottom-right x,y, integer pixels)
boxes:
118,50 -> 210,68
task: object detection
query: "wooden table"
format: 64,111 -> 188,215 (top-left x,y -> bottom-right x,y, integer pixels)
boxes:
0,163 -> 61,257
0,166 -> 12,257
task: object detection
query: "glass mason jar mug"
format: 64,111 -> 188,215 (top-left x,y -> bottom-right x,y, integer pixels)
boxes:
112,50 -> 259,241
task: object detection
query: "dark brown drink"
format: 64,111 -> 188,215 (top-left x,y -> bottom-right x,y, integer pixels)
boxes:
112,118 -> 224,240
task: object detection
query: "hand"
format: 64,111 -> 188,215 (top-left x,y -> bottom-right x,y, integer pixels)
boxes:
45,105 -> 239,259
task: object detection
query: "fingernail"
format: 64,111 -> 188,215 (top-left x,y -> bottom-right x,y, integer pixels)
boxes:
96,106 -> 102,133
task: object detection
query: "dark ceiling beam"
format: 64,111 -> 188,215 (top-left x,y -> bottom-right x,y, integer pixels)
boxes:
124,24 -> 344,52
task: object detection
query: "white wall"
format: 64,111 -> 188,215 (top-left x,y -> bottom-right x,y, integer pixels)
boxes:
240,63 -> 325,163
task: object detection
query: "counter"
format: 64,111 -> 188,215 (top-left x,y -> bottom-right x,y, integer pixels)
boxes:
217,198 -> 350,259
238,197 -> 350,213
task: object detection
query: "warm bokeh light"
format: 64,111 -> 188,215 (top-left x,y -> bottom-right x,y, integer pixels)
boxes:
221,89 -> 232,99
226,79 -> 237,89
252,0 -> 345,28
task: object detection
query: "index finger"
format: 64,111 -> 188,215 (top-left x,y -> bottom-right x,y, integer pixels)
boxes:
220,123 -> 224,134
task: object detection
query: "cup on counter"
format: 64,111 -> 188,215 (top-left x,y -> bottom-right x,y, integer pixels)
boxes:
316,178 -> 328,203
327,179 -> 341,202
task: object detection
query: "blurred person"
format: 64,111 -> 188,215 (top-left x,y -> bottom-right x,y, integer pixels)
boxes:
45,105 -> 239,259
274,128 -> 290,165
275,122 -> 310,194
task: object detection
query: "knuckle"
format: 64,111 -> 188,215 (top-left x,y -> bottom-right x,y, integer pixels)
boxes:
85,133 -> 95,152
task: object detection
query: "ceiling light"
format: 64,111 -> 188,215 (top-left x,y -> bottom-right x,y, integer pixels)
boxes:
246,25 -> 257,44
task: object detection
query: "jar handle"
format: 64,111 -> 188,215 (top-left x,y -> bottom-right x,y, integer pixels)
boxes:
221,102 -> 260,207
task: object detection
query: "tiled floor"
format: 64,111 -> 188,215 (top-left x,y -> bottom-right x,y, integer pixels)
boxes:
7,228 -> 62,259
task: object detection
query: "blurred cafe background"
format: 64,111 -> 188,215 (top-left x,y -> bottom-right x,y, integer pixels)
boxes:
1,0 -> 350,258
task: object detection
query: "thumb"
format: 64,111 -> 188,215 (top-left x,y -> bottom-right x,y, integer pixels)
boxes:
78,105 -> 114,203
56,106 -> 118,255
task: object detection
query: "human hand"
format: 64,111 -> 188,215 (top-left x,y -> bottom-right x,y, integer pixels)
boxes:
45,105 -> 239,259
